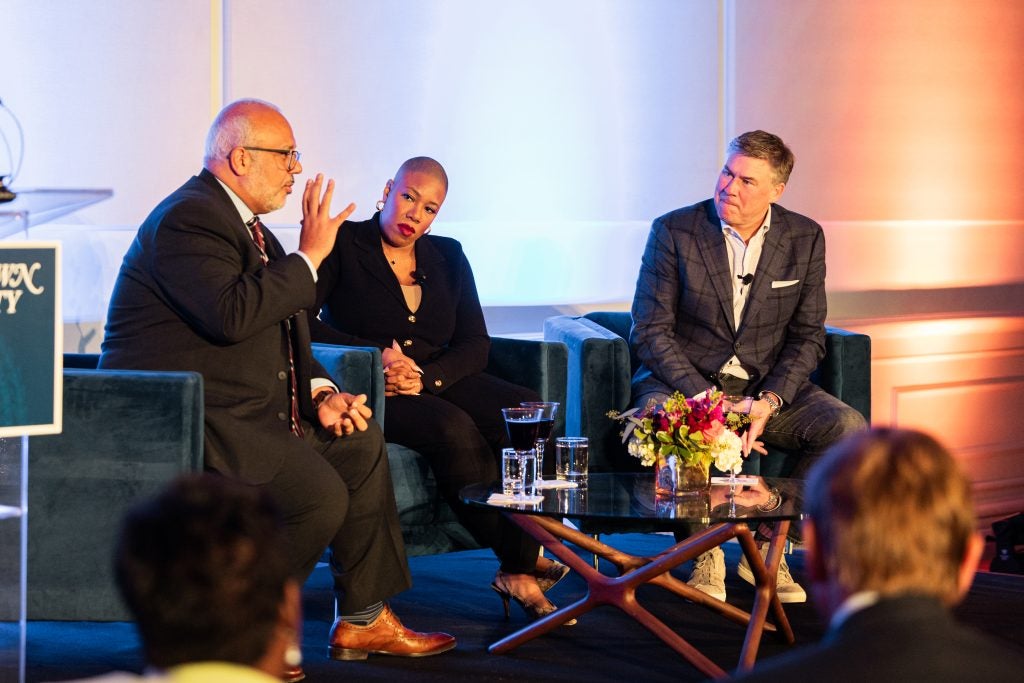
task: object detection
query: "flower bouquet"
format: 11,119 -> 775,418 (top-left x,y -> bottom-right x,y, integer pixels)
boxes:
610,390 -> 749,497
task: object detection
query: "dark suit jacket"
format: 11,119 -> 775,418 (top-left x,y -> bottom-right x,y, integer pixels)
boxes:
310,214 -> 489,395
631,199 -> 826,403
99,169 -> 329,484
733,595 -> 1024,682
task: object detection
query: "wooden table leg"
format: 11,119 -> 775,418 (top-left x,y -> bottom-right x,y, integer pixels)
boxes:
491,514 -> 751,678
491,511 -> 796,677
737,520 -> 795,671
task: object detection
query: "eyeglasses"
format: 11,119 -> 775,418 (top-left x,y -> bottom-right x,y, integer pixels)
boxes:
243,147 -> 302,172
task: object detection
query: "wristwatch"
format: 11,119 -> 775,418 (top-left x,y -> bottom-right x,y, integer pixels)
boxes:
757,390 -> 783,417
312,390 -> 336,410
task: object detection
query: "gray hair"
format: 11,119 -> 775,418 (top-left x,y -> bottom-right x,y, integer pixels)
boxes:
727,130 -> 795,185
203,98 -> 280,165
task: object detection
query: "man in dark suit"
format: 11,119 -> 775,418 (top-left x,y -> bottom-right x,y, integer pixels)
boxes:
99,99 -> 455,674
734,428 -> 1024,681
630,130 -> 867,602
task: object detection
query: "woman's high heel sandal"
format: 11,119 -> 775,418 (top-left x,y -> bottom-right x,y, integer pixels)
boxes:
490,574 -> 577,626
535,560 -> 570,593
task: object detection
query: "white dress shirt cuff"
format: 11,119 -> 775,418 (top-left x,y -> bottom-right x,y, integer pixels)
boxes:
310,378 -> 338,394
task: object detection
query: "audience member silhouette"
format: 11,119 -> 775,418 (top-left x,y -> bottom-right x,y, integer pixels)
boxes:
59,473 -> 305,682
734,428 -> 1024,681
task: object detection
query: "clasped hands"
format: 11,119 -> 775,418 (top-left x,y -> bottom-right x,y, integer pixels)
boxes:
383,340 -> 423,397
313,390 -> 372,437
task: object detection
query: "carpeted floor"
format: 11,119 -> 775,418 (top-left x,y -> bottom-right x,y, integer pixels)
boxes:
20,534 -> 1024,682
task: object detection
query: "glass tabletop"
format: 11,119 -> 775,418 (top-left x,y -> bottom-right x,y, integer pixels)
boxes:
0,188 -> 113,238
461,473 -> 804,528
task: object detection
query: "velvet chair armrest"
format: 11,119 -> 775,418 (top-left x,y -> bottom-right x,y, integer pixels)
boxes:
311,342 -> 386,428
543,315 -> 633,473
815,326 -> 872,423
15,368 -> 204,620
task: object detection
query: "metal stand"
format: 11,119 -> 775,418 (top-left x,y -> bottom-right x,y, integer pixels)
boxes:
0,436 -> 28,683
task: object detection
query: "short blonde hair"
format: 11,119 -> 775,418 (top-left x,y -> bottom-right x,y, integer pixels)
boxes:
805,428 -> 975,605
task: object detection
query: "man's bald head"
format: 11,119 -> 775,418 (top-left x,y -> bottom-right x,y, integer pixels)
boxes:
203,99 -> 284,169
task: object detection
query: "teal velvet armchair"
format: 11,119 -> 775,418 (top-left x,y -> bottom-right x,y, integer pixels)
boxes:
544,311 -> 871,476
13,338 -> 564,621
3,367 -> 205,621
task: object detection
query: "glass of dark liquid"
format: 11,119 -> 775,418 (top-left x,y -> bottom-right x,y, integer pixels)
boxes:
501,406 -> 542,496
520,401 -> 559,479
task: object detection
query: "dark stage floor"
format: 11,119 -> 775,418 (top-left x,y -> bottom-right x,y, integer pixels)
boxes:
20,534 -> 1024,682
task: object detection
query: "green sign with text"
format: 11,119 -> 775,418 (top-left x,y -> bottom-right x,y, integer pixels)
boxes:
0,242 -> 62,436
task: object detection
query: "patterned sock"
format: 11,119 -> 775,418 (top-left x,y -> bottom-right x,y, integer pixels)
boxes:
340,601 -> 384,625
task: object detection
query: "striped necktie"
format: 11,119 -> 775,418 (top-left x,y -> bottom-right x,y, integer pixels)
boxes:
247,216 -> 304,438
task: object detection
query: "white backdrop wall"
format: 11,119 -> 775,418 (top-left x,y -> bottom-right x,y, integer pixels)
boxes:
226,0 -> 722,228
2,0 -> 722,312
1,0 -> 722,233
1,1 -> 214,226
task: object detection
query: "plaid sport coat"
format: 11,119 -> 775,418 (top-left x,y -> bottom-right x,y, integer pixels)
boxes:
630,198 -> 826,405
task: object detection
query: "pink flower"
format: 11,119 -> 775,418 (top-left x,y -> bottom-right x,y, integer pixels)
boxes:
610,389 -> 749,471
685,394 -> 725,439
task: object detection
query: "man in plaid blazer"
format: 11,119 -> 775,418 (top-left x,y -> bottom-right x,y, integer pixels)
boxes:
630,130 -> 867,603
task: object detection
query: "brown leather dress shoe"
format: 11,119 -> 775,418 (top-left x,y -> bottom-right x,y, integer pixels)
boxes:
281,664 -> 305,682
328,604 -> 456,661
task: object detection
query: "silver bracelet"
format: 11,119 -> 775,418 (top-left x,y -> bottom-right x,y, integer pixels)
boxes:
756,488 -> 783,512
758,390 -> 782,417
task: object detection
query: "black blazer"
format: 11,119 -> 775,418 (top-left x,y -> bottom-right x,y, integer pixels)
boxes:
310,214 -> 489,395
733,595 -> 1024,682
99,169 -> 330,483
631,199 -> 827,403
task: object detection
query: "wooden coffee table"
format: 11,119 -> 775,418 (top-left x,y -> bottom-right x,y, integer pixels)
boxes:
461,473 -> 803,678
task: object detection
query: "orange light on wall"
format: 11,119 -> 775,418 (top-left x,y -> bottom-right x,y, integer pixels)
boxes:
824,219 -> 1024,292
732,0 -> 1024,223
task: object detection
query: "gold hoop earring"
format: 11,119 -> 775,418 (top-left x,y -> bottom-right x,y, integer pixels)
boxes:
375,200 -> 385,212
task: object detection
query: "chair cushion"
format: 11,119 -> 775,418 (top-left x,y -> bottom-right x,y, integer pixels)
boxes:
386,443 -> 479,556
2,369 -> 204,621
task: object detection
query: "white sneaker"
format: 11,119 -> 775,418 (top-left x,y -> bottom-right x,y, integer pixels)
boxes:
737,544 -> 807,603
687,546 -> 726,601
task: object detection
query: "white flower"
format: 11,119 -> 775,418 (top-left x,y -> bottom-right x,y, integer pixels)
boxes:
712,429 -> 744,474
628,438 -> 657,467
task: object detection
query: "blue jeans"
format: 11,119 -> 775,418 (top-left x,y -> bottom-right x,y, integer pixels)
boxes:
749,382 -> 867,478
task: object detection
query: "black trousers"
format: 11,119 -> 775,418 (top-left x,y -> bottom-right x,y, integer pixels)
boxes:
383,372 -> 543,574
256,419 -> 411,613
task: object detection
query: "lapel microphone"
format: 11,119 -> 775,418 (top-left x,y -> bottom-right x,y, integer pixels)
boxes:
412,270 -> 427,285
738,273 -> 754,286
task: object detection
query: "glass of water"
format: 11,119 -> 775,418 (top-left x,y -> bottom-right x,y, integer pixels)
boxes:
502,447 -> 536,497
554,436 -> 589,488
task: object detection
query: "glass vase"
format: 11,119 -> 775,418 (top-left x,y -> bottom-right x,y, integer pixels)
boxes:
654,451 -> 710,497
